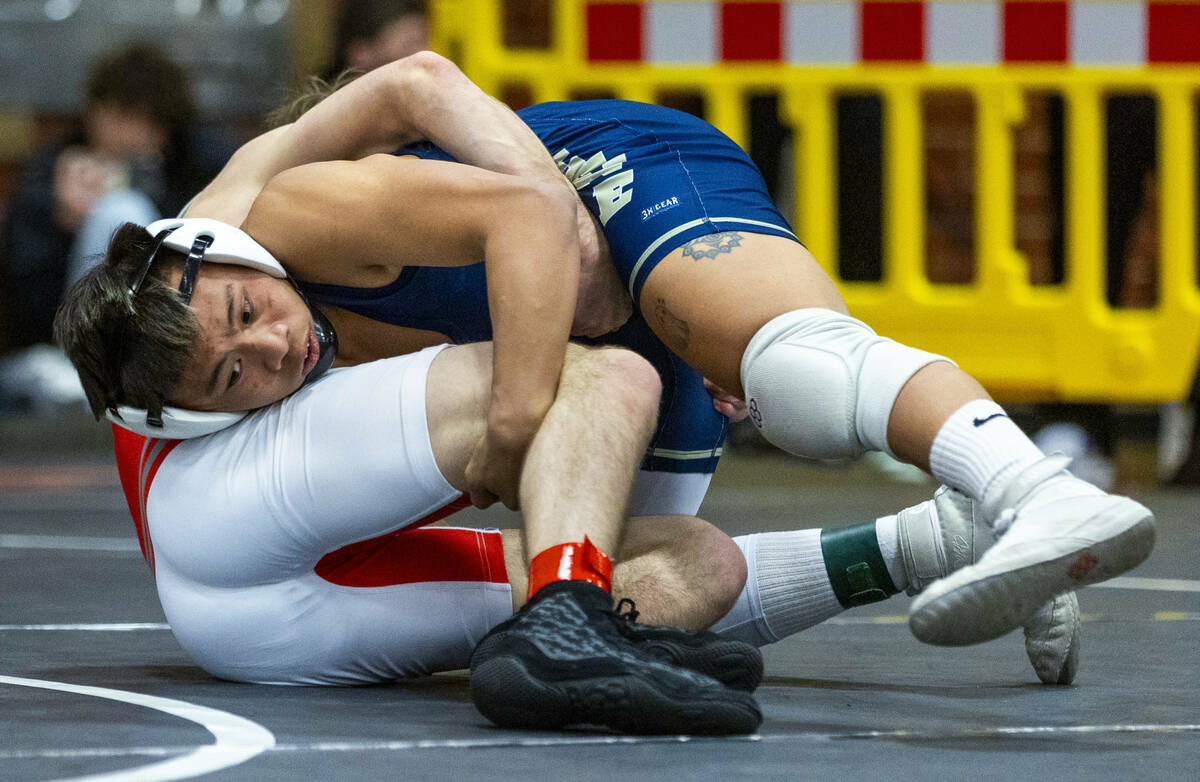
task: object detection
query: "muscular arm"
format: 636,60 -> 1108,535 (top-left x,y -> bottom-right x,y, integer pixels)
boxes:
243,155 -> 579,474
184,51 -> 623,336
186,52 -> 572,224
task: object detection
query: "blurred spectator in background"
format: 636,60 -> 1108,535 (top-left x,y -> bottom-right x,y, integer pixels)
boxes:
327,0 -> 430,77
0,42 -> 224,411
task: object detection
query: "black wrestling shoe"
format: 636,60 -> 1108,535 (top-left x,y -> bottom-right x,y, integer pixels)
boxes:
614,598 -> 763,693
469,580 -> 761,735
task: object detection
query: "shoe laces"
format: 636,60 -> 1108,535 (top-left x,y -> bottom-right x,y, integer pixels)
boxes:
616,597 -> 640,624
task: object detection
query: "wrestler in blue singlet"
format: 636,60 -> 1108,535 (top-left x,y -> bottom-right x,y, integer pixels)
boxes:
300,100 -> 801,475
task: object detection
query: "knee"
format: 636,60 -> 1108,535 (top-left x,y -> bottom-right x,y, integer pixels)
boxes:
605,348 -> 662,411
740,308 -> 949,460
617,515 -> 745,629
570,344 -> 662,424
696,522 -> 748,621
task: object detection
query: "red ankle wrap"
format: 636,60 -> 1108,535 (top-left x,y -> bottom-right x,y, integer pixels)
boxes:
526,537 -> 613,600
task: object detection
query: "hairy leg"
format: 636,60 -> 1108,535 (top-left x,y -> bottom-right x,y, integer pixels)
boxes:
500,515 -> 747,630
426,341 -> 660,571
518,344 -> 661,557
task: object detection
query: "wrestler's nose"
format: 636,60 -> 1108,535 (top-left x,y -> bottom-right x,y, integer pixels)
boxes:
250,321 -> 289,371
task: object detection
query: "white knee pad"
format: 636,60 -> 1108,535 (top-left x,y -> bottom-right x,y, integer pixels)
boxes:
740,309 -> 951,460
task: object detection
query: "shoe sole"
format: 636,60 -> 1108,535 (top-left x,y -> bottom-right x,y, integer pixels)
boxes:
910,502 -> 1154,646
638,637 -> 764,693
1023,592 -> 1081,685
470,655 -> 762,735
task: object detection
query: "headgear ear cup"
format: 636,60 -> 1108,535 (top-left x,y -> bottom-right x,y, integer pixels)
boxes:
106,405 -> 249,439
144,217 -> 288,277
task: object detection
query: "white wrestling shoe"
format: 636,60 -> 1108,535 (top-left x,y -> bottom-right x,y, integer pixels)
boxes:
909,455 -> 1155,649
898,485 -> 1081,684
1022,591 -> 1080,685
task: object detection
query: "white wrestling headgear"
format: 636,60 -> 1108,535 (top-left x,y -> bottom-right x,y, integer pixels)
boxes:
105,217 -> 338,439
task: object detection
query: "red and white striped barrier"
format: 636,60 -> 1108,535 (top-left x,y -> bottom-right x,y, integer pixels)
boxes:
584,1 -> 1200,65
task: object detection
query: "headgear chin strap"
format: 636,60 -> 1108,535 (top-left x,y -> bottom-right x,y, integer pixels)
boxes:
105,218 -> 338,440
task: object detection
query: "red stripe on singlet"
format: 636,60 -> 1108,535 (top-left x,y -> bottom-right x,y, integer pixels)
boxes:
314,498 -> 507,588
112,424 -> 181,572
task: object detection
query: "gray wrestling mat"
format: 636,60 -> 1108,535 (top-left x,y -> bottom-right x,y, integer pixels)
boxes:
2,425 -> 1198,781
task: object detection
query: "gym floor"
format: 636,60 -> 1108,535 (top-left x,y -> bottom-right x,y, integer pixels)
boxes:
2,417 -> 1197,781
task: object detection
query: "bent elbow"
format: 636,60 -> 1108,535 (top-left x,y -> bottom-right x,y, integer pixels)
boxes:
520,179 -> 578,236
400,50 -> 459,80
381,51 -> 465,105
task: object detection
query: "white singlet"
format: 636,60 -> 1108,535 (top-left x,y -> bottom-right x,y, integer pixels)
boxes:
113,346 -> 514,685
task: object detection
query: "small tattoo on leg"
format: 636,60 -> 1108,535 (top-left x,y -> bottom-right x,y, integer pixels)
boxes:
681,231 -> 743,260
653,297 -> 690,350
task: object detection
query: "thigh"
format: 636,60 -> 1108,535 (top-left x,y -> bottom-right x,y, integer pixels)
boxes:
425,342 -> 493,491
522,100 -> 801,303
639,231 -> 848,396
159,527 -> 513,684
594,314 -> 727,477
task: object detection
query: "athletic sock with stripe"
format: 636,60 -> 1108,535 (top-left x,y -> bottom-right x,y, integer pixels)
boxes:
710,519 -> 906,646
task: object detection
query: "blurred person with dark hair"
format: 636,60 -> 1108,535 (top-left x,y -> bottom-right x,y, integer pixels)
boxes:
0,42 -> 224,409
1,43 -> 218,350
329,0 -> 430,77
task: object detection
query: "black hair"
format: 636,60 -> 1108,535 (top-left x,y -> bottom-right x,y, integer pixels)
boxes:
54,223 -> 199,421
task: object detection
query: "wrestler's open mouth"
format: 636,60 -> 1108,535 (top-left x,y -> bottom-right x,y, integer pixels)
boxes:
302,326 -> 319,376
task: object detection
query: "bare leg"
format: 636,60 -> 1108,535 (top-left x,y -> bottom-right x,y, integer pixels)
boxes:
639,231 -> 993,468
517,344 -> 660,559
887,362 -> 992,470
640,233 -> 846,398
427,341 -> 660,581
641,231 -> 1151,649
501,515 -> 747,629
432,342 -> 761,734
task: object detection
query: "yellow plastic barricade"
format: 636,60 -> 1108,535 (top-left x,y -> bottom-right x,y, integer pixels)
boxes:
429,0 -> 1200,403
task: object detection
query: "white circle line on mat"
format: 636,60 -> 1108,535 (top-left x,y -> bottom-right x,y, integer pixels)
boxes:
8,723 -> 1196,761
0,674 -> 274,782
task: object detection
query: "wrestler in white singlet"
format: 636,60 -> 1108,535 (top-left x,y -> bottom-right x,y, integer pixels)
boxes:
114,346 -> 517,685
113,334 -> 714,685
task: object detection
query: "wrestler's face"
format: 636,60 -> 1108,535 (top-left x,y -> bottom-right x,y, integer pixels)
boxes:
169,264 -> 321,412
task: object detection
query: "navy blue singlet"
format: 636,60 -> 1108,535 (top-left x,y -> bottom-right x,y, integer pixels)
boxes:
301,100 -> 800,474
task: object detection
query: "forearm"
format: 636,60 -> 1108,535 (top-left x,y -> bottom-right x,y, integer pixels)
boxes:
483,184 -> 580,445
284,52 -> 563,183
189,53 -> 566,224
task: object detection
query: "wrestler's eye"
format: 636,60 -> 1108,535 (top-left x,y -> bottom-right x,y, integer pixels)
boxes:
241,294 -> 252,325
229,359 -> 242,389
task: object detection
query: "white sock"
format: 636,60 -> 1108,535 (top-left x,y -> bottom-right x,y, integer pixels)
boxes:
929,399 -> 1044,507
875,514 -> 906,592
710,530 -> 843,645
